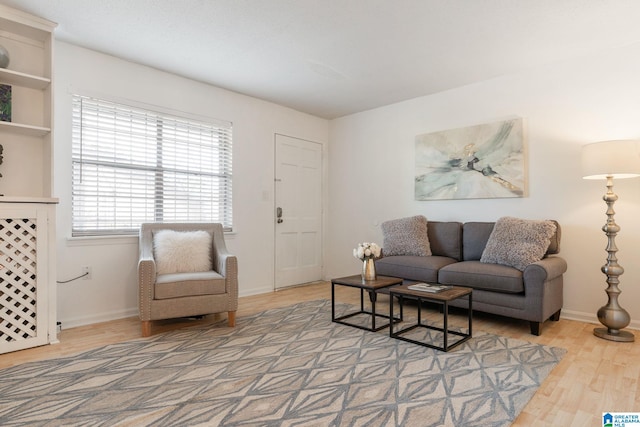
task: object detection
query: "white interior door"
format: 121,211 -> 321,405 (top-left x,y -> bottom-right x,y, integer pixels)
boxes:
275,134 -> 322,289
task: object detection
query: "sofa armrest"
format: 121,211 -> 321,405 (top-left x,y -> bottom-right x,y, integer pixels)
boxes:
215,250 -> 237,280
212,235 -> 239,308
137,225 -> 157,319
138,253 -> 156,321
523,256 -> 567,284
221,254 -> 239,304
216,250 -> 238,310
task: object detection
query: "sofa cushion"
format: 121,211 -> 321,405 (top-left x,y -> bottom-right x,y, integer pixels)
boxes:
448,287 -> 527,311
153,229 -> 212,274
462,222 -> 495,261
480,217 -> 557,271
155,271 -> 225,299
438,261 -> 524,293
427,221 -> 463,260
381,215 -> 431,256
375,255 -> 457,283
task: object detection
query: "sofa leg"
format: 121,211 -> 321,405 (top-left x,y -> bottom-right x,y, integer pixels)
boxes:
550,310 -> 561,321
228,311 -> 236,327
529,321 -> 542,336
141,321 -> 151,337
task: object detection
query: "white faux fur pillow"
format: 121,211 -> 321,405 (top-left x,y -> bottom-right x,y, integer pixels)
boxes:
480,217 -> 556,271
153,230 -> 212,274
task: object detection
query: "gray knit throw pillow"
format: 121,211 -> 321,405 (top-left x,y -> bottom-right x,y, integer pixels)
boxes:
381,215 -> 431,257
480,216 -> 556,271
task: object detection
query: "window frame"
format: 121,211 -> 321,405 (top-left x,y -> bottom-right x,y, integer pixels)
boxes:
71,94 -> 233,237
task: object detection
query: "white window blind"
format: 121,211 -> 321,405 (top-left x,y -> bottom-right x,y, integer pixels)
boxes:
71,95 -> 233,236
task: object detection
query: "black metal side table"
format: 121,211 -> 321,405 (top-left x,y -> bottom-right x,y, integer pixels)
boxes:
331,275 -> 403,332
389,284 -> 472,352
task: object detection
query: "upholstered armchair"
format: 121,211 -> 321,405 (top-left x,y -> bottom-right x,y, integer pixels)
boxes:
138,223 -> 238,337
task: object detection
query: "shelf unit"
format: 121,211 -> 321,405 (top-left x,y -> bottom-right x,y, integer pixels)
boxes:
0,6 -> 58,354
0,5 -> 56,198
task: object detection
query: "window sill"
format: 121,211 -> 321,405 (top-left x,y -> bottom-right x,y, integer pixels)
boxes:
66,230 -> 236,246
66,235 -> 138,246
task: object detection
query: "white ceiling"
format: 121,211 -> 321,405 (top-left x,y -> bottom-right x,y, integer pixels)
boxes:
3,0 -> 640,119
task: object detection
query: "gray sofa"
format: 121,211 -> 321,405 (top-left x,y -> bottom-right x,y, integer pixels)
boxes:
375,220 -> 567,335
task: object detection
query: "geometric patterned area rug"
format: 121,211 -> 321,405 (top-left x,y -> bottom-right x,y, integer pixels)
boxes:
0,300 -> 566,426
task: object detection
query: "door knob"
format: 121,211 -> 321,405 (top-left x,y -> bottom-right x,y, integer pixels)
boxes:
276,207 -> 283,223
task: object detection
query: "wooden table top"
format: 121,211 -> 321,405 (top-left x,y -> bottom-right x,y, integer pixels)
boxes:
331,275 -> 403,290
390,284 -> 472,301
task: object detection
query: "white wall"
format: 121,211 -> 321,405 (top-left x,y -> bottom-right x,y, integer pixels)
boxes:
53,39 -> 640,331
53,42 -> 328,328
327,42 -> 640,330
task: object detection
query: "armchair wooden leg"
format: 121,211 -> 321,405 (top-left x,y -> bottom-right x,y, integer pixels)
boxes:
141,320 -> 152,337
228,311 -> 236,327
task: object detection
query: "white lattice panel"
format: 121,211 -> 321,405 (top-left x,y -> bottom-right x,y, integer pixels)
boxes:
0,218 -> 38,344
0,203 -> 55,355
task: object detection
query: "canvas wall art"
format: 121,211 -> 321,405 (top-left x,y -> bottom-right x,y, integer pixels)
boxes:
415,118 -> 525,200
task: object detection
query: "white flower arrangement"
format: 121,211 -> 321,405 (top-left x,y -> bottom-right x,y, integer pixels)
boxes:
353,242 -> 381,260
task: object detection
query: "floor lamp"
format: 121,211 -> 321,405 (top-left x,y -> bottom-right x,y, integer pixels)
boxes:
582,140 -> 640,342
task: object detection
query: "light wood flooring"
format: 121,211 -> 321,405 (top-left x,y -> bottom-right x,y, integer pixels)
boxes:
1,281 -> 638,426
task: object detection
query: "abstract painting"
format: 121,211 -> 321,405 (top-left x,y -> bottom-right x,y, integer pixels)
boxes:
415,118 -> 525,200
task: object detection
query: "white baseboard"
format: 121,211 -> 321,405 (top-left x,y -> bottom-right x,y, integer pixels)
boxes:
57,286 -> 276,330
59,308 -> 139,330
60,292 -> 639,335
239,285 -> 274,297
561,309 -> 640,331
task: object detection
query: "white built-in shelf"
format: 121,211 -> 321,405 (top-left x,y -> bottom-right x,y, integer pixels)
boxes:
0,5 -> 58,355
0,196 -> 59,204
0,67 -> 50,90
0,3 -> 55,199
0,120 -> 50,136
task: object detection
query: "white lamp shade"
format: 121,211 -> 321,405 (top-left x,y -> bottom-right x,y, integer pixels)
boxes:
581,140 -> 640,180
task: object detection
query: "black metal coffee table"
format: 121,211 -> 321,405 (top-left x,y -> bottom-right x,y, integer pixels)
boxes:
389,284 -> 472,352
331,275 -> 403,332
